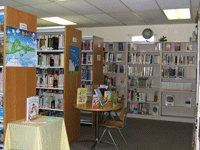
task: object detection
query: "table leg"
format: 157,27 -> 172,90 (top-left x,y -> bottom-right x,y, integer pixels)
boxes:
91,111 -> 99,150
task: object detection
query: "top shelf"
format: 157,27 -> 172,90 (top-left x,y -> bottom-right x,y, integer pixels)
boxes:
37,50 -> 64,53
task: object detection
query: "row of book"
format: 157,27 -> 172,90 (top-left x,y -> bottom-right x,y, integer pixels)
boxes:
127,90 -> 147,102
128,77 -> 151,88
162,82 -> 192,92
36,69 -> 64,88
81,66 -> 93,80
162,67 -> 184,78
82,40 -> 93,50
0,71 -> 2,92
128,53 -> 159,64
104,52 -> 123,62
128,66 -> 153,76
40,110 -> 63,117
81,53 -> 92,65
162,55 -> 195,65
103,75 -> 126,87
37,53 -> 64,67
106,42 -> 125,51
103,64 -> 125,73
164,42 -> 193,51
37,35 -> 64,50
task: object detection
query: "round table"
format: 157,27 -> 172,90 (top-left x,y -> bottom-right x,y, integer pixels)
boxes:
73,101 -> 122,150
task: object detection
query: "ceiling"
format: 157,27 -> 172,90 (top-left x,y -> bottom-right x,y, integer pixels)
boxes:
0,0 -> 199,28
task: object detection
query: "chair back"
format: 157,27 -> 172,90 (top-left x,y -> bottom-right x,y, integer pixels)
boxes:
119,95 -> 124,103
119,108 -> 127,128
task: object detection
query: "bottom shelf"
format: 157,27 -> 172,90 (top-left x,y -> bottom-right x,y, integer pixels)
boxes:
80,111 -> 93,125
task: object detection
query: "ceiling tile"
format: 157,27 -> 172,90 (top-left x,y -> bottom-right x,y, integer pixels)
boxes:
135,10 -> 169,24
156,0 -> 190,9
1,0 -> 24,7
121,0 -> 160,11
168,19 -> 194,24
85,14 -> 123,24
32,3 -> 78,17
12,0 -> 51,5
109,12 -> 142,23
15,6 -> 53,18
85,0 -> 131,13
55,1 -> 103,15
124,20 -> 146,25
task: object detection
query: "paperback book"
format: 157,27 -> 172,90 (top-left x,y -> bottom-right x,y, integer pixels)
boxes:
26,96 -> 39,121
165,95 -> 174,106
129,103 -> 139,114
152,104 -> 159,116
109,43 -> 113,51
77,88 -> 87,104
165,43 -> 171,51
139,103 -> 149,115
187,56 -> 195,65
118,42 -> 124,51
116,54 -> 122,62
174,42 -> 181,51
186,43 -> 192,51
92,94 -> 99,109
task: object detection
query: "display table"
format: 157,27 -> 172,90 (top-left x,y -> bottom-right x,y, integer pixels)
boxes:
73,101 -> 122,149
4,116 -> 70,150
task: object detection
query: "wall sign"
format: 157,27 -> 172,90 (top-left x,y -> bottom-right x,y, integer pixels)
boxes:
69,45 -> 79,74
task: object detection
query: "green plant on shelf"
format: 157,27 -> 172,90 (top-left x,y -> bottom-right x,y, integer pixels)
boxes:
158,36 -> 167,42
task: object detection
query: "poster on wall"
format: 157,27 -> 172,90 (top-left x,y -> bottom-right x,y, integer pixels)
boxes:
69,45 -> 79,74
5,26 -> 37,67
0,11 -> 4,32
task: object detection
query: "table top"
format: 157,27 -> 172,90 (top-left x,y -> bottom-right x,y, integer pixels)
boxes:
73,101 -> 122,112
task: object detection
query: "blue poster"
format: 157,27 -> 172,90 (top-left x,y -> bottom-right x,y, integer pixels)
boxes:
69,45 -> 79,74
5,26 -> 37,67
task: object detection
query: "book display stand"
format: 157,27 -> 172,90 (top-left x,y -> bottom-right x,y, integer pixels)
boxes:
80,36 -> 104,126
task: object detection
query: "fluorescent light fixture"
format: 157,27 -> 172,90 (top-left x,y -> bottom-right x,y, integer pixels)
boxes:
37,26 -> 65,30
132,35 -> 155,42
41,17 -> 76,25
0,6 -> 4,10
163,8 -> 191,20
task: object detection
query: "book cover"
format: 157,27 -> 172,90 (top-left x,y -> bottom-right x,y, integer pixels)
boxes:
186,43 -> 192,51
92,95 -> 99,109
165,43 -> 171,51
155,43 -> 162,51
26,96 -> 39,121
174,42 -> 181,51
129,103 -> 139,114
104,91 -> 112,102
120,78 -> 126,87
77,88 -> 87,104
165,95 -> 174,106
119,65 -> 125,73
187,56 -> 195,65
139,103 -> 149,115
118,42 -> 124,51
109,43 -> 113,51
152,104 -> 159,116
86,55 -> 92,64
116,54 -> 122,62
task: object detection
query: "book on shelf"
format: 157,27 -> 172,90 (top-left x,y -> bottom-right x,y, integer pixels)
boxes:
138,93 -> 146,102
155,43 -> 162,51
118,42 -> 124,51
138,103 -> 149,115
152,104 -> 159,116
186,43 -> 192,51
165,43 -> 171,51
92,95 -> 99,109
154,55 -> 160,64
174,42 -> 181,51
165,95 -> 174,106
127,43 -> 137,51
120,78 -> 126,87
187,56 -> 195,65
185,98 -> 192,107
109,43 -> 113,51
77,88 -> 87,104
48,37 -> 59,50
119,65 -> 125,73
26,96 -> 39,121
109,53 -> 114,62
154,91 -> 159,102
116,54 -> 122,62
82,40 -> 92,50
86,55 -> 92,64
129,102 -> 139,114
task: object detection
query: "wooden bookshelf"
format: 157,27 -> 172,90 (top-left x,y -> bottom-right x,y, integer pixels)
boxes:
81,36 -> 104,126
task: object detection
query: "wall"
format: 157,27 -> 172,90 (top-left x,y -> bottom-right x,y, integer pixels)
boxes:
78,23 -> 197,42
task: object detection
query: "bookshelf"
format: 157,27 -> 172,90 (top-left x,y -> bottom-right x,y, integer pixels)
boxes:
37,26 -> 82,143
103,42 -> 127,107
127,42 -> 197,123
80,36 -> 104,126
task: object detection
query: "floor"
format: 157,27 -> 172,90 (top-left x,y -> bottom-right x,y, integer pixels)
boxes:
70,117 -> 194,150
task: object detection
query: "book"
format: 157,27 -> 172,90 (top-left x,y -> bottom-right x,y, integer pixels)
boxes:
120,78 -> 125,87
119,65 -> 125,73
26,96 -> 39,121
154,55 -> 160,64
92,95 -> 99,109
185,98 -> 192,107
104,91 -> 112,102
154,91 -> 159,102
116,54 -> 122,62
139,103 -> 149,115
186,43 -> 192,51
174,42 -> 181,51
187,56 -> 195,65
152,104 -> 159,116
165,43 -> 171,51
94,88 -> 106,106
165,95 -> 174,106
77,88 -> 87,104
155,43 -> 162,51
129,103 -> 139,114
109,43 -> 113,51
118,42 -> 124,51
86,55 -> 92,64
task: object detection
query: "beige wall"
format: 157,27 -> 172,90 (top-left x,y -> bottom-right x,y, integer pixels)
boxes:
78,23 -> 197,42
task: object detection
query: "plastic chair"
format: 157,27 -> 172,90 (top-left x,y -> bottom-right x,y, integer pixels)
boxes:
96,108 -> 127,150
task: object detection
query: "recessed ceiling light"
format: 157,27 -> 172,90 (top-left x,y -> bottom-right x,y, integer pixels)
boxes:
41,17 -> 76,25
163,8 -> 191,20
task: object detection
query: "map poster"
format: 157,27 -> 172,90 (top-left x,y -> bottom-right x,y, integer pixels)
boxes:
69,45 -> 79,74
5,26 -> 37,67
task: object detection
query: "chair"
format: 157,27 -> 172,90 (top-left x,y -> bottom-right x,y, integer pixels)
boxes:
96,108 -> 127,150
